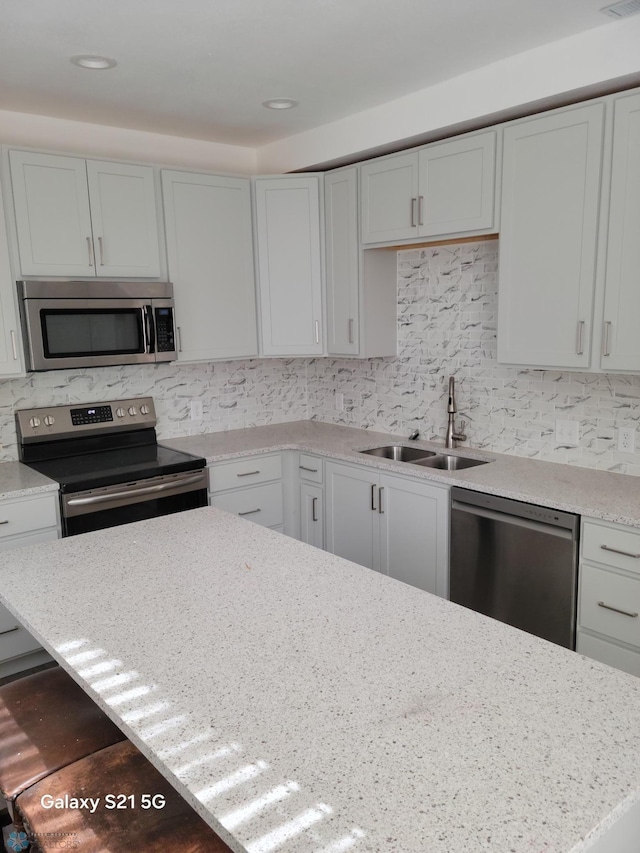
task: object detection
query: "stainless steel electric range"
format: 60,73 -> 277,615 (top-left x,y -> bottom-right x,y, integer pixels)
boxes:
16,397 -> 207,537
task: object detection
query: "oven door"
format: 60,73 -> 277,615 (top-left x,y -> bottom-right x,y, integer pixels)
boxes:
22,297 -> 154,370
61,470 -> 208,536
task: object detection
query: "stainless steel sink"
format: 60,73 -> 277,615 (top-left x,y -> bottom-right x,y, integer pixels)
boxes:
413,454 -> 489,470
359,445 -> 437,462
358,445 -> 490,470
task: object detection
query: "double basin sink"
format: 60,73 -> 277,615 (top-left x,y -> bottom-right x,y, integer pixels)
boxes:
359,445 -> 489,470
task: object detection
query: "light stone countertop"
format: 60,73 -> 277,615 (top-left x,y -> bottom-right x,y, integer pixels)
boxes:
0,506 -> 639,853
0,461 -> 58,500
161,420 -> 640,527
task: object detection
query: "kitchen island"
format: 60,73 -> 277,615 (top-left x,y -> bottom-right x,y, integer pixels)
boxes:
0,507 -> 639,852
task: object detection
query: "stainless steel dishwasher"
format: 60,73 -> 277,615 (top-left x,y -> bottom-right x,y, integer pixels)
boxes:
449,487 -> 580,649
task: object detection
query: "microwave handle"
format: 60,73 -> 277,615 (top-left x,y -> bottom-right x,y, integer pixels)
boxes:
144,305 -> 156,354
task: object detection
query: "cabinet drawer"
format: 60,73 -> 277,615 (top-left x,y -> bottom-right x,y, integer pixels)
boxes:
298,454 -> 323,483
0,494 -> 58,542
0,602 -> 41,661
583,520 -> 640,575
208,455 -> 282,494
577,630 -> 640,678
580,563 -> 640,648
210,483 -> 283,528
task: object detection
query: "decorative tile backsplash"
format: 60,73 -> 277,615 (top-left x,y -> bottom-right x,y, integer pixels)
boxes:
1,238 -> 640,475
308,239 -> 640,476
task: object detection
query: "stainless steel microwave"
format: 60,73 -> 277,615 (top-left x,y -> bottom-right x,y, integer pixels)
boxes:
18,280 -> 177,371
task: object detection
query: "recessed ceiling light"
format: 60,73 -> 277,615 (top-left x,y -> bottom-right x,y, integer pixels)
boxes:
70,55 -> 118,70
262,98 -> 298,110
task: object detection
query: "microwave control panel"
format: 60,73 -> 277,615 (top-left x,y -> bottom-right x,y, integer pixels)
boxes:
155,307 -> 175,353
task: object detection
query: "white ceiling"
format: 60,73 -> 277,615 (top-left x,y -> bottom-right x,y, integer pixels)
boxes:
0,0 -> 623,147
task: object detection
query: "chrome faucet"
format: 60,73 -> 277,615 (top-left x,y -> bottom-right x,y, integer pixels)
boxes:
445,376 -> 467,449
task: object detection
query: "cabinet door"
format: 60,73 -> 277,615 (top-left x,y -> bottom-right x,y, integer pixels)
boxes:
325,462 -> 379,571
87,161 -> 161,278
325,168 -> 359,355
417,131 -> 496,237
360,152 -> 419,244
0,178 -> 23,376
600,92 -> 640,371
497,104 -> 604,368
9,150 -> 95,276
300,483 -> 324,550
255,176 -> 323,356
162,171 -> 258,361
378,474 -> 449,597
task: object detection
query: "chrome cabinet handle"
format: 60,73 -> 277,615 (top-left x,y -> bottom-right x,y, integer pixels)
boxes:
238,508 -> 261,516
598,601 -> 639,618
98,236 -> 105,266
237,470 -> 260,477
371,484 -> 377,512
10,330 -> 17,361
410,197 -> 417,227
0,626 -> 19,637
86,237 -> 94,266
315,320 -> 320,345
378,486 -> 384,514
602,321 -> 611,357
312,497 -> 318,522
576,320 -> 584,355
177,326 -> 183,352
601,544 -> 640,559
418,195 -> 424,226
348,318 -> 354,344
299,465 -> 318,473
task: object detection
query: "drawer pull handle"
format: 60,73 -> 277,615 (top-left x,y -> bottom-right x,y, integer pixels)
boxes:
597,601 -> 639,618
0,626 -> 19,637
239,508 -> 261,516
601,544 -> 640,559
0,520 -> 9,526
237,470 -> 260,477
299,466 -> 318,473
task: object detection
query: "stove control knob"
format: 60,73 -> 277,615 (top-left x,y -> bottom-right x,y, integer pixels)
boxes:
29,416 -> 41,428
140,404 -> 150,415
116,408 -> 126,418
43,415 -> 55,427
128,406 -> 138,416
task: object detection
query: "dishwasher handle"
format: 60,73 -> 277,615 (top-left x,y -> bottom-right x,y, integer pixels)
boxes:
451,500 -> 575,540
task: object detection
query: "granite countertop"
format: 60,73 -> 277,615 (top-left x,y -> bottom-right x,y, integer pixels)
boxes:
162,420 -> 640,527
0,461 -> 58,500
0,507 -> 639,853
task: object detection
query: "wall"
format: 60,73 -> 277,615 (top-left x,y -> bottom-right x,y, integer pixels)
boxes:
0,358 -> 308,461
308,239 -> 640,476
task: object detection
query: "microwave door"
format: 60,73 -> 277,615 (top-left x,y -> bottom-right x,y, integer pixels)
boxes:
23,298 -> 151,371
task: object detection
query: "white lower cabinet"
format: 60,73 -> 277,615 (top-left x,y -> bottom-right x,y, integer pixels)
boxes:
0,492 -> 60,675
577,518 -> 640,677
325,461 -> 449,598
208,454 -> 283,531
298,454 -> 324,550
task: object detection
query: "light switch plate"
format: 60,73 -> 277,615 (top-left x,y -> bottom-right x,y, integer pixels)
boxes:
555,420 -> 579,446
190,400 -> 203,421
335,392 -> 344,412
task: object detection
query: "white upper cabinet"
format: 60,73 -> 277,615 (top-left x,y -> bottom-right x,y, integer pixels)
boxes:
497,103 -> 605,368
599,92 -> 640,371
360,131 -> 497,245
325,168 -> 360,355
254,175 -> 323,356
9,150 -> 161,278
417,131 -> 496,237
360,152 -> 419,244
0,177 -> 23,376
162,170 -> 258,361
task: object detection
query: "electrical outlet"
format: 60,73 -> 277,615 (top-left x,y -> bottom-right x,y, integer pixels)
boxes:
555,420 -> 579,446
618,427 -> 636,453
335,392 -> 344,412
190,400 -> 203,421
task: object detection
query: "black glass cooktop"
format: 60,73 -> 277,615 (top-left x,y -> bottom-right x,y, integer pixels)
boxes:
25,443 -> 205,493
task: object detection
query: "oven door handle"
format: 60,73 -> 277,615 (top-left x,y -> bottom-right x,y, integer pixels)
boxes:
66,473 -> 205,508
144,305 -> 156,354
